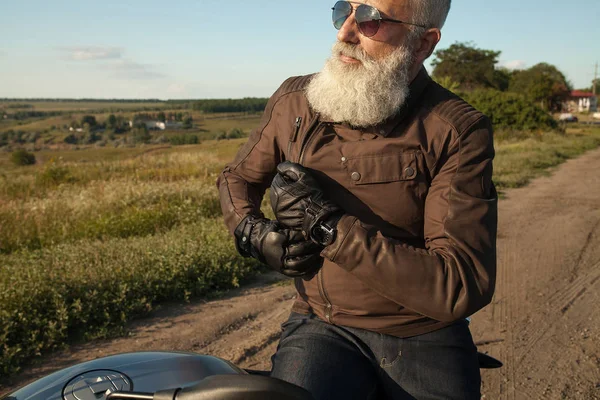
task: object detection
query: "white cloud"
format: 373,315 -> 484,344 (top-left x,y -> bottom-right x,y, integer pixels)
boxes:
111,60 -> 166,80
56,46 -> 166,80
498,60 -> 527,70
59,46 -> 122,61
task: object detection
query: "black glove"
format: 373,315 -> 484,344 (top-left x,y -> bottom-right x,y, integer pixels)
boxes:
234,215 -> 323,278
270,161 -> 343,246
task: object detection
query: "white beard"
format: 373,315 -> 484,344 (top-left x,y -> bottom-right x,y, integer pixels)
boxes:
306,41 -> 415,128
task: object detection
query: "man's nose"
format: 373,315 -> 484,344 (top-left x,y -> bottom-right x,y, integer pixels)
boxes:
336,14 -> 360,44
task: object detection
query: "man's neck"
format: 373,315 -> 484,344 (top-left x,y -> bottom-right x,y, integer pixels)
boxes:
408,62 -> 424,84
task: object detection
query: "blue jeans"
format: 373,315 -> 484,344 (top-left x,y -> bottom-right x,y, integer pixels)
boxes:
270,313 -> 480,400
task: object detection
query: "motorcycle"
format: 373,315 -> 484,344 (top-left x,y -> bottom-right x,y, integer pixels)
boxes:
3,350 -> 501,400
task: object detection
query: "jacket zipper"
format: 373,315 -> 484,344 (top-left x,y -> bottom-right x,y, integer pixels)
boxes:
317,269 -> 333,324
287,117 -> 302,157
293,113 -> 333,323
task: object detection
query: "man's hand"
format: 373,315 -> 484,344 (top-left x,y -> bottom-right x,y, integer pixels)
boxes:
270,161 -> 343,245
234,215 -> 323,278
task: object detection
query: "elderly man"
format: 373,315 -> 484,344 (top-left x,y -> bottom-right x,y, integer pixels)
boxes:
217,0 -> 497,398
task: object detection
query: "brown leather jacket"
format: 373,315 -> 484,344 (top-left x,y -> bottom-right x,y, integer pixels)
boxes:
217,68 -> 497,338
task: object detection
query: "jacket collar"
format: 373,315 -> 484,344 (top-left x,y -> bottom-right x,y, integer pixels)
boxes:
320,66 -> 432,137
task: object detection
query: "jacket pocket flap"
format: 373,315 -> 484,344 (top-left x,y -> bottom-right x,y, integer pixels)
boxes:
346,152 -> 418,185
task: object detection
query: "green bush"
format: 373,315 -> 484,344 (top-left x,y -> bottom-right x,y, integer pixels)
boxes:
0,219 -> 261,375
461,89 -> 559,132
64,134 -> 79,144
35,163 -> 76,188
168,134 -> 200,145
226,128 -> 245,139
10,149 -> 36,166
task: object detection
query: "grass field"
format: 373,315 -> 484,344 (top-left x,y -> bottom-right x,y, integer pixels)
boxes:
493,126 -> 600,190
0,101 -> 170,112
1,122 -> 599,376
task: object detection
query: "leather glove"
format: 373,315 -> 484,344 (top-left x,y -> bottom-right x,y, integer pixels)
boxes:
270,161 -> 343,246
234,215 -> 323,278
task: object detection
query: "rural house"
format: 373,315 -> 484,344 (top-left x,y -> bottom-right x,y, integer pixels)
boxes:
128,120 -> 183,130
565,90 -> 598,112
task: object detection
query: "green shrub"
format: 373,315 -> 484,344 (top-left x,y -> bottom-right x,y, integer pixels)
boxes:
0,219 -> 260,375
64,134 -> 79,144
35,162 -> 76,188
168,134 -> 200,145
226,128 -> 245,139
10,149 -> 36,166
461,89 -> 559,132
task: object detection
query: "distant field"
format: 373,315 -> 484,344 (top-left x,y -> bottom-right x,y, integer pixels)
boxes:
0,111 -> 261,136
0,101 -> 170,112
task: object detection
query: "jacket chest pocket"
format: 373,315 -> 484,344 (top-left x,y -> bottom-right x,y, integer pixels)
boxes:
344,151 -> 421,185
342,150 -> 428,231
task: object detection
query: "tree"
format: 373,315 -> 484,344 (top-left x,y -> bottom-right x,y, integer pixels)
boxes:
431,42 -> 501,90
64,134 -> 79,144
11,149 -> 36,166
492,68 -> 512,92
157,111 -> 166,122
508,63 -> 571,111
132,123 -> 151,144
106,114 -> 117,129
433,75 -> 460,93
81,115 -> 97,128
182,116 -> 193,129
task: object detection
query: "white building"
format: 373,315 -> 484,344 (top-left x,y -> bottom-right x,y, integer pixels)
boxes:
128,120 -> 183,130
566,91 -> 598,112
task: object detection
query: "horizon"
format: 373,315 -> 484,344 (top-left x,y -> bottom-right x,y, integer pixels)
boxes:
1,0 -> 598,99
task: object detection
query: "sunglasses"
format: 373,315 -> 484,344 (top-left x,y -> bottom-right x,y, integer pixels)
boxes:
332,1 -> 426,37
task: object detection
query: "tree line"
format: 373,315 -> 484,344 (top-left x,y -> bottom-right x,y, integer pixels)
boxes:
431,42 -> 578,113
189,98 -> 268,113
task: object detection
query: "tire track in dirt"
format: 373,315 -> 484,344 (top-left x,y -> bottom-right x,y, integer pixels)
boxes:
473,146 -> 600,400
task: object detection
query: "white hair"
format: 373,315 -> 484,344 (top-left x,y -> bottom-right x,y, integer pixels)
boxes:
405,0 -> 452,29
306,41 -> 415,127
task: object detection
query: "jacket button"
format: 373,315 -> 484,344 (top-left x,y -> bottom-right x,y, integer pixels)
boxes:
404,167 -> 415,177
341,156 -> 347,162
351,172 -> 361,181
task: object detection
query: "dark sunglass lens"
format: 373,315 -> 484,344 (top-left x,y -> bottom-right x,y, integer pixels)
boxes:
332,1 -> 352,30
357,20 -> 380,37
356,4 -> 381,37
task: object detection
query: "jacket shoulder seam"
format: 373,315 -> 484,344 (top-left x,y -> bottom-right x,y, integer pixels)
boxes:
230,75 -> 312,170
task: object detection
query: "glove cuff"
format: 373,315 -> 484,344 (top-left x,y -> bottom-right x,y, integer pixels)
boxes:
233,215 -> 261,257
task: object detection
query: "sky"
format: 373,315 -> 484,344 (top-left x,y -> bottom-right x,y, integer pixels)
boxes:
1,0 -> 598,100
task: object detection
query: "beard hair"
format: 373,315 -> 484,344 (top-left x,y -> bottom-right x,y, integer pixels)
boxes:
305,41 -> 415,128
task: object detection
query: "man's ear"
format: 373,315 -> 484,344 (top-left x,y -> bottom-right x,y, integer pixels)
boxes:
413,28 -> 441,64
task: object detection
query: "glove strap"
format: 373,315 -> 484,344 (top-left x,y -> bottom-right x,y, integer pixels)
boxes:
303,200 -> 335,241
234,216 -> 258,257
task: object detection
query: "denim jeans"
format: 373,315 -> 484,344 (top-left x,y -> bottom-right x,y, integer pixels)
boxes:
270,312 -> 481,400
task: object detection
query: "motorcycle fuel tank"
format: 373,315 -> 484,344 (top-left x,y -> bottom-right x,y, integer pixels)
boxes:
3,352 -> 245,400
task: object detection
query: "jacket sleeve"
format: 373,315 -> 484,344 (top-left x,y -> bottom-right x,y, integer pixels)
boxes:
216,83 -> 290,235
321,116 -> 498,322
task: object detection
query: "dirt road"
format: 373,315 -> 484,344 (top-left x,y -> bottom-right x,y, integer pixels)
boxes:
2,148 -> 600,399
